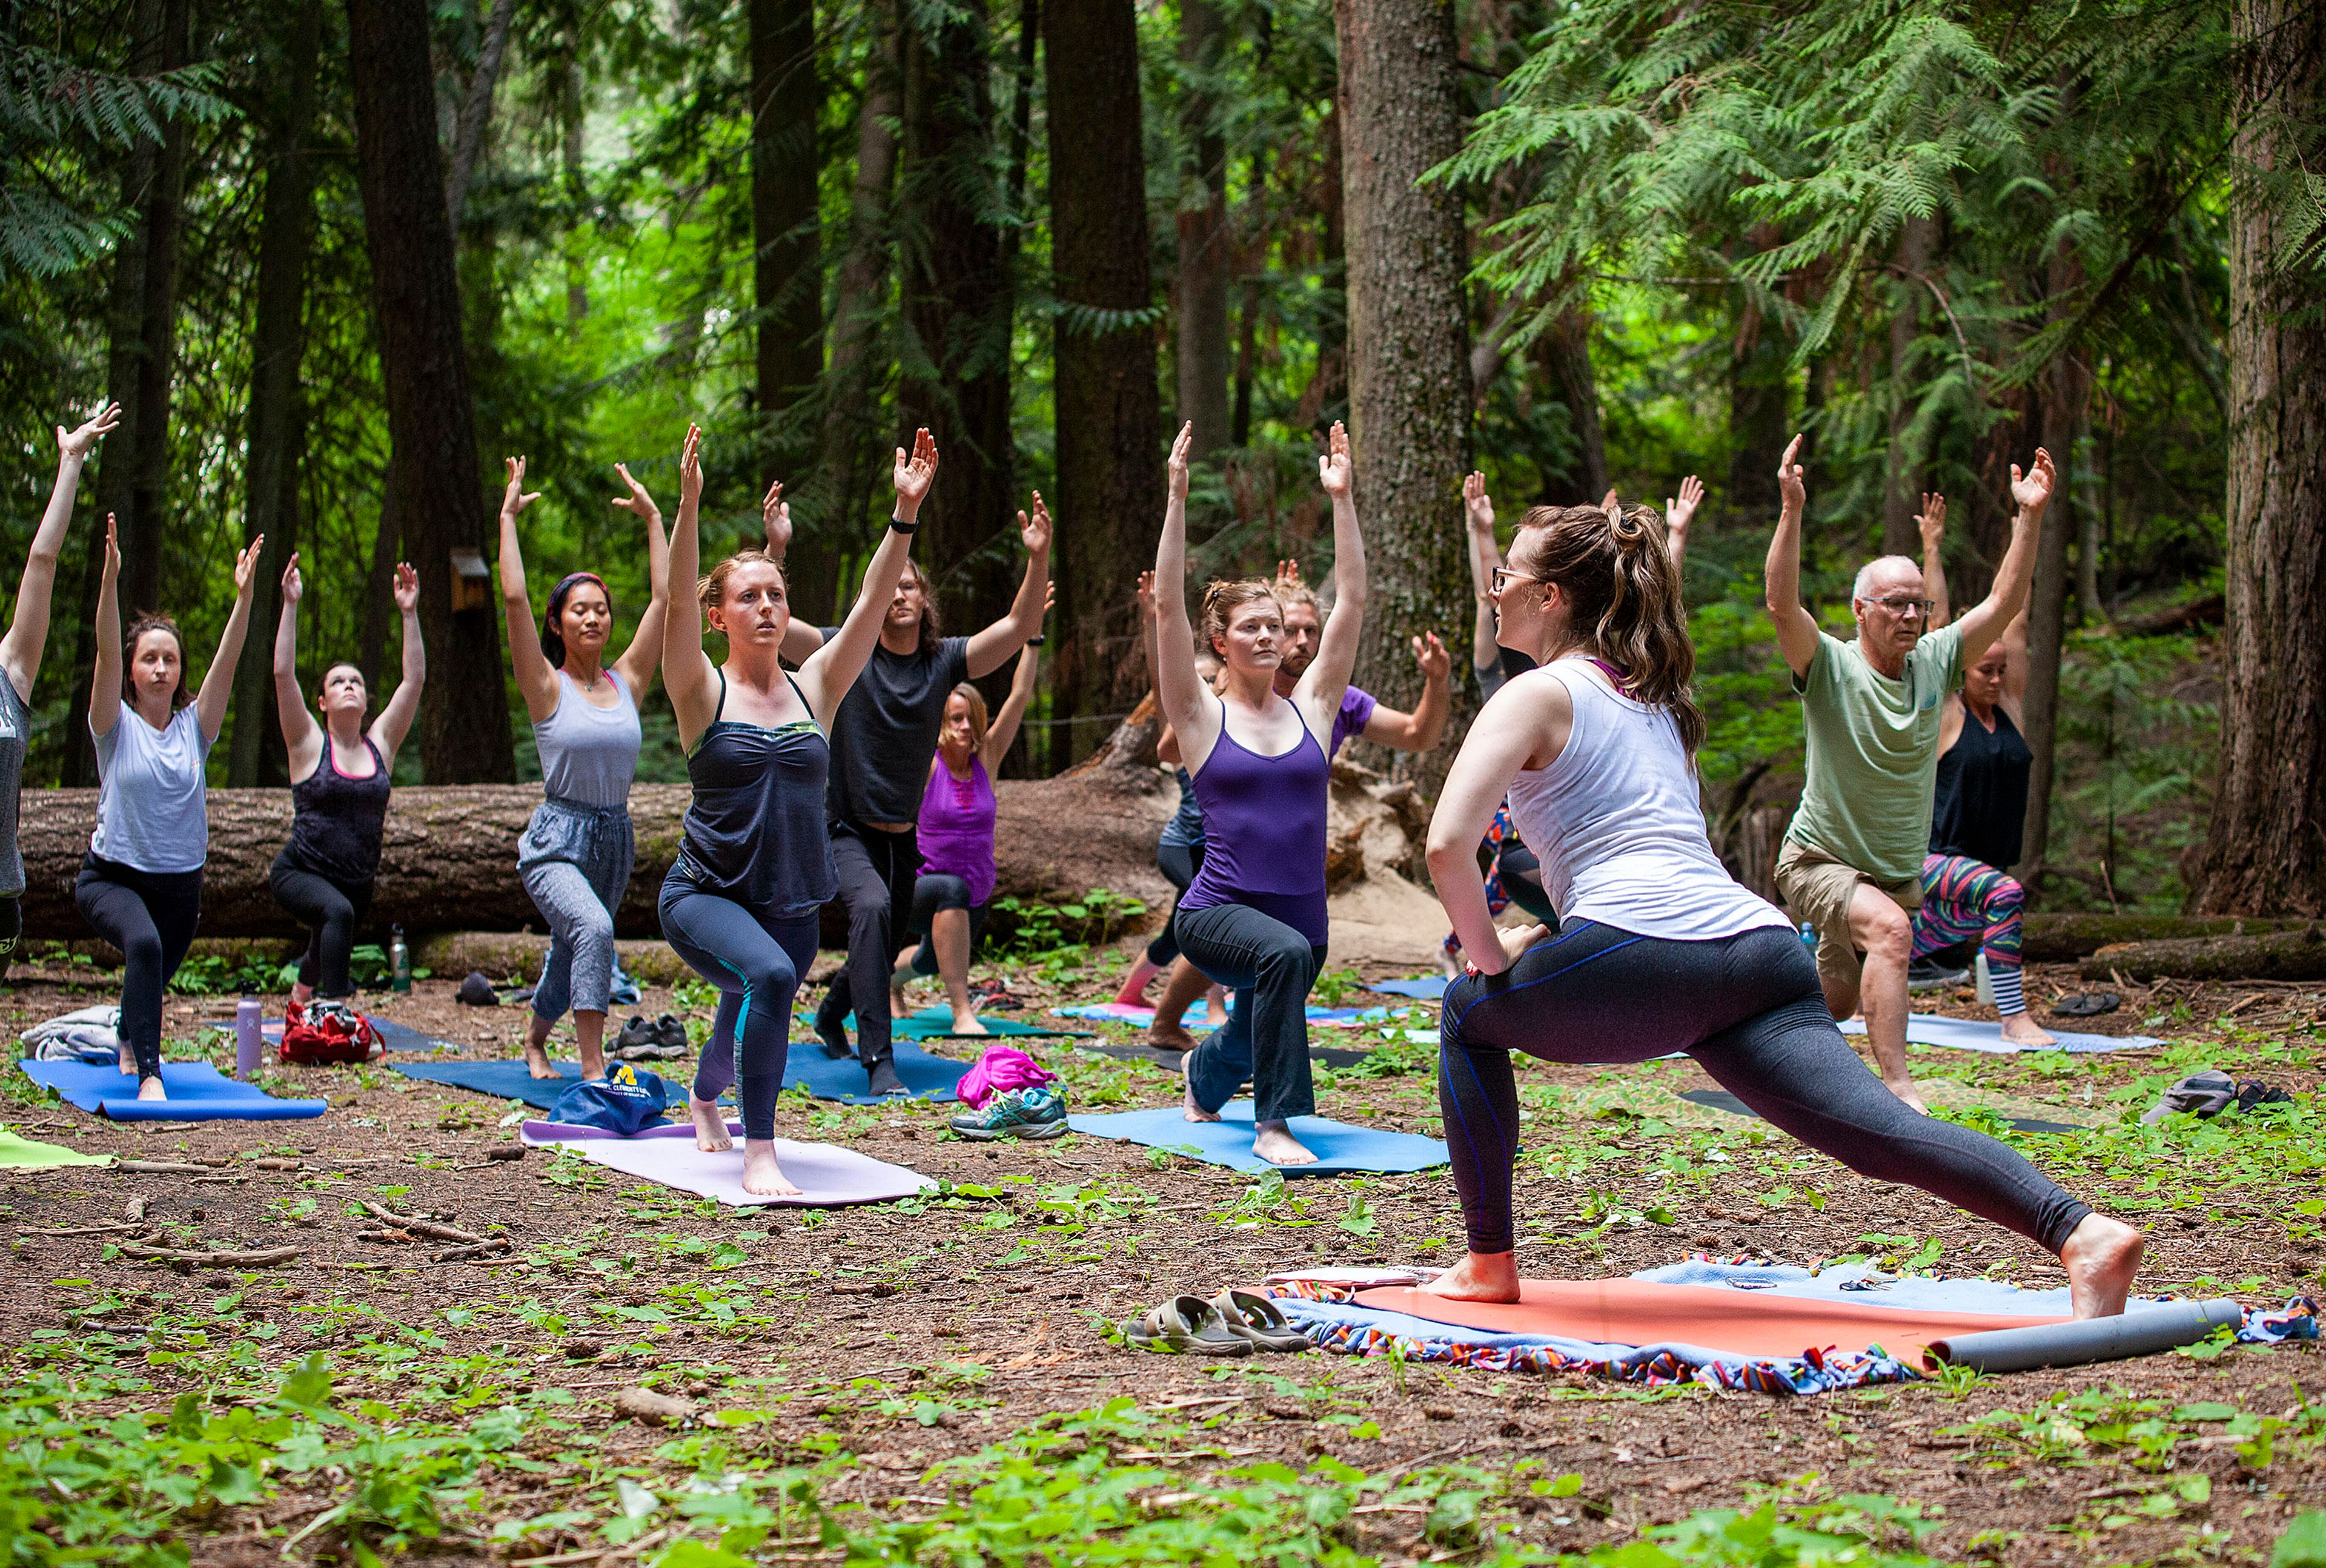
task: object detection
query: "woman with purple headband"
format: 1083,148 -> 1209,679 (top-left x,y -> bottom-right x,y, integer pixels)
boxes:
497,454 -> 672,1080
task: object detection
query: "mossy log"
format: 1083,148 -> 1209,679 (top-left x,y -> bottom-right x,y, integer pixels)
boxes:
2079,923 -> 2326,982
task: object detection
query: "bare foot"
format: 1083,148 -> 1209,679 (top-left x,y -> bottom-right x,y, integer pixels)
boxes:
1999,1014 -> 2058,1047
522,1039 -> 561,1080
578,1040 -> 607,1080
1883,1075 -> 1930,1115
1207,988 -> 1231,1027
740,1139 -> 803,1197
1252,1119 -> 1317,1166
2061,1213 -> 2144,1318
1149,1021 -> 1196,1054
950,1011 -> 989,1036
1181,1050 -> 1220,1123
688,1095 -> 732,1153
117,1047 -> 135,1076
890,989 -> 913,1020
1113,958 -> 1161,1007
1420,1249 -> 1521,1303
136,1076 -> 166,1102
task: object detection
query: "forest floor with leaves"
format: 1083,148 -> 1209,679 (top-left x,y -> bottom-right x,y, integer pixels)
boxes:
0,938 -> 2321,1568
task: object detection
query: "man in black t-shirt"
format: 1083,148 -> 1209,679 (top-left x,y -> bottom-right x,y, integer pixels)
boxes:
775,496 -> 1052,1093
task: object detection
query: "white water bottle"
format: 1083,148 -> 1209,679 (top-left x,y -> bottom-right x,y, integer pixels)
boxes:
1974,951 -> 1994,1005
235,994 -> 263,1080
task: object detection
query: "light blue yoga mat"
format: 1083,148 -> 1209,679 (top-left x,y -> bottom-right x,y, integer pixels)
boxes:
19,1059 -> 328,1122
784,1039 -> 969,1105
1364,976 -> 1450,1001
1066,1100 -> 1448,1176
1840,1013 -> 2162,1054
393,1057 -> 588,1109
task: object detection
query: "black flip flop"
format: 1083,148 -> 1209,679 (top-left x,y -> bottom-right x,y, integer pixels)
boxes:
2052,991 -> 2120,1017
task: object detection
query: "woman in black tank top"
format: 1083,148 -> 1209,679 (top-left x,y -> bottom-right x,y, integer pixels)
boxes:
267,551 -> 426,1034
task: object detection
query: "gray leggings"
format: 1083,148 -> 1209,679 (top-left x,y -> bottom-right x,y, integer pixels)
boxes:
524,857 -> 626,1021
1440,919 -> 2094,1256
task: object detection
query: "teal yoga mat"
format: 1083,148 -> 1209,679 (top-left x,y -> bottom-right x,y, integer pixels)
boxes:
1066,1100 -> 1448,1176
824,1007 -> 1090,1042
393,1057 -> 593,1110
19,1059 -> 328,1122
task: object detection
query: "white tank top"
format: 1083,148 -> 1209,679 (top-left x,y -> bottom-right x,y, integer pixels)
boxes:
1502,658 -> 1791,942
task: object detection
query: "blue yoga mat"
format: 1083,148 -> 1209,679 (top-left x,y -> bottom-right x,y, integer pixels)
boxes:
1066,1100 -> 1448,1175
393,1057 -> 588,1110
19,1059 -> 328,1122
783,1039 -> 969,1105
825,1007 -> 1090,1042
1839,1013 -> 2162,1054
1364,976 -> 1450,1001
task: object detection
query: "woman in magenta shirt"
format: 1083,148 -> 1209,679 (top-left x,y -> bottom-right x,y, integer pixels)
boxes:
893,627 -> 1041,1033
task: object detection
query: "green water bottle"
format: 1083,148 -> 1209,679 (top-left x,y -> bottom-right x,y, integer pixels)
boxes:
389,925 -> 411,993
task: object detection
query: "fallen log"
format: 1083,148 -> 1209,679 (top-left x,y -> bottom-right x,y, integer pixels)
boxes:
118,1243 -> 303,1268
2021,912 -> 2308,962
2081,924 -> 2326,983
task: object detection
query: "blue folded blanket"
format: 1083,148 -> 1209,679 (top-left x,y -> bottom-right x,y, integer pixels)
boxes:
19,1059 -> 328,1122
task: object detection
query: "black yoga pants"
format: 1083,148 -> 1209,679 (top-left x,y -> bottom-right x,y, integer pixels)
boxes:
814,822 -> 918,1064
1438,919 -> 2093,1256
1176,901 -> 1325,1125
904,873 -> 987,978
1147,841 -> 1204,967
661,886 -> 819,1142
270,853 -> 373,999
75,853 -> 203,1082
1494,838 -> 1557,925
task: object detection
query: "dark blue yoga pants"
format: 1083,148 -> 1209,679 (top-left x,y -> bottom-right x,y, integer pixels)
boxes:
659,887 -> 818,1141
1147,841 -> 1203,967
1177,901 -> 1325,1124
1438,919 -> 2093,1256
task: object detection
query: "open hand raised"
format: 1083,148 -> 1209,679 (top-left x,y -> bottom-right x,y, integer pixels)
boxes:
1463,471 -> 1495,535
1668,474 -> 1704,538
1317,421 -> 1353,498
1167,422 -> 1193,502
2010,448 -> 2055,513
678,426 -> 704,509
1134,569 -> 1158,623
233,534 -> 267,598
1020,491 -> 1053,555
893,427 -> 938,508
101,513 -> 119,582
612,463 -> 660,523
280,551 -> 304,605
1777,435 -> 1806,512
392,561 -> 419,614
1915,492 -> 1947,554
502,456 -> 542,519
59,401 -> 122,461
760,478 -> 790,556
1412,630 -> 1450,680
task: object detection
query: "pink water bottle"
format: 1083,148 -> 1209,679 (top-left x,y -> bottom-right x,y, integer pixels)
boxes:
235,994 -> 263,1080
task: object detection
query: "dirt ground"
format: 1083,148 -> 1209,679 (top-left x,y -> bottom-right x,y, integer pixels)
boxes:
2,945 -> 2321,1566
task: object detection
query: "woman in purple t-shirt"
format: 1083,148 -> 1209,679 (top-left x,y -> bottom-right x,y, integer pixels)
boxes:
893,628 -> 1041,1033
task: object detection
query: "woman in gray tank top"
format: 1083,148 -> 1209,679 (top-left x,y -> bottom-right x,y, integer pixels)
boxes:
496,455 -> 669,1080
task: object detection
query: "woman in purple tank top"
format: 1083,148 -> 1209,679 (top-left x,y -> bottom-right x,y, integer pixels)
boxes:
1153,419 -> 1367,1166
893,626 -> 1040,1032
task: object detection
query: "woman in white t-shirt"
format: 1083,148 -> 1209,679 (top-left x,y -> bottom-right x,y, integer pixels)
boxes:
1419,496 -> 2145,1321
76,516 -> 263,1100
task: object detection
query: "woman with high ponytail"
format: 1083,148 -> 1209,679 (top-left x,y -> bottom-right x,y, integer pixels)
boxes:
1417,491 -> 2146,1323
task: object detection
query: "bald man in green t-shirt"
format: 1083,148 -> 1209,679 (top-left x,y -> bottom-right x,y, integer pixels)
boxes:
1763,435 -> 2055,1112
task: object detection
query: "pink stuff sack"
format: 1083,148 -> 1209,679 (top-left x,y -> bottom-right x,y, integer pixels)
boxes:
955,1044 -> 1059,1110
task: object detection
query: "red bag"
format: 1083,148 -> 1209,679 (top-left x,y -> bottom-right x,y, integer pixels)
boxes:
279,1000 -> 379,1065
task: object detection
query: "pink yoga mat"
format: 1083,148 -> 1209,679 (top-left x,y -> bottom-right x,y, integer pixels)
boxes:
543,1125 -> 936,1208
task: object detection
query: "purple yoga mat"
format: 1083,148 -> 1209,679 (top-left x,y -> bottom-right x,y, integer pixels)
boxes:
523,1119 -> 935,1208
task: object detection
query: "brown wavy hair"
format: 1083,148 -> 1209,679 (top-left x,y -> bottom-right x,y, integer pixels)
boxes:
1198,578 -> 1281,661
121,615 -> 190,709
1506,498 -> 1704,754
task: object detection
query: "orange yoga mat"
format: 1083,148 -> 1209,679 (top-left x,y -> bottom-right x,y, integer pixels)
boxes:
1354,1279 -> 2068,1360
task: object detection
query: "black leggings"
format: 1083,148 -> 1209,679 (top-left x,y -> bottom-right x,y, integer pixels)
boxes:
75,853 -> 203,1082
1178,901 -> 1326,1124
1439,919 -> 2093,1256
1146,841 -> 1204,967
815,821 -> 918,1064
270,852 -> 373,999
904,873 -> 987,977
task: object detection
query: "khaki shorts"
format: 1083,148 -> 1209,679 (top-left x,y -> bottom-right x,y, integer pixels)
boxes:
1774,838 -> 1923,993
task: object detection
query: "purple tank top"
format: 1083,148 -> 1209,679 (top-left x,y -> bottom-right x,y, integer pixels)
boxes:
916,755 -> 997,906
1177,710 -> 1331,945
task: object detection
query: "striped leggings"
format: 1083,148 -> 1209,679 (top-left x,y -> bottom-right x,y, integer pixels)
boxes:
1910,853 -> 2027,1016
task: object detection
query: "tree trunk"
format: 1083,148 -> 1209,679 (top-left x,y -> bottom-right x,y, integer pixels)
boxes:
1334,0 -> 1473,786
229,0 -> 323,790
1727,232 -> 1792,534
2190,0 -> 2326,916
2016,294 -> 2091,878
346,0 -> 513,783
896,3 -> 1016,633
1043,0 -> 1164,760
1175,0 -> 1232,460
443,0 -> 516,230
752,0 -> 824,484
1538,302 -> 1608,502
115,0 -> 194,625
1881,216 -> 1937,557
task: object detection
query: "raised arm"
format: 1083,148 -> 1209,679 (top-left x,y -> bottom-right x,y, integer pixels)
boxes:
369,564 -> 424,766
661,426 -> 719,745
1425,677 -> 1572,974
1296,421 -> 1366,717
1952,450 -> 2054,664
981,597 -> 1046,772
3,402 -> 119,700
1998,606 -> 2029,719
609,461 -> 672,695
272,553 -> 322,776
195,534 -> 266,744
1918,491 -> 1950,629
1360,633 -> 1451,752
88,514 -> 122,741
1135,569 -> 1161,698
496,456 -> 558,722
798,429 -> 934,726
763,478 -> 827,666
1462,472 -> 1501,678
965,491 -> 1055,679
1154,423 -> 1221,768
1665,474 -> 1703,584
1762,434 -> 1821,678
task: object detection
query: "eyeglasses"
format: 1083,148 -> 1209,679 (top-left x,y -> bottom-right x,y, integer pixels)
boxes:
1860,595 -> 1935,618
1490,566 -> 1539,595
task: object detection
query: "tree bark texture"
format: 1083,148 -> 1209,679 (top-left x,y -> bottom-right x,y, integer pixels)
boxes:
1044,0 -> 1165,755
442,0 -> 516,229
1537,302 -> 1608,502
2081,924 -> 2326,982
228,0 -> 323,789
118,0 -> 192,625
1727,288 -> 1791,530
1334,0 -> 1473,786
346,0 -> 513,782
751,0 -> 825,483
2016,314 -> 2091,877
1175,0 -> 1232,461
2191,0 -> 2326,915
1881,216 -> 1937,557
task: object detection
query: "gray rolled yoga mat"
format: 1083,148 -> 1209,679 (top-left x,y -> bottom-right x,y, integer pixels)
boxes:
1928,1298 -> 2242,1374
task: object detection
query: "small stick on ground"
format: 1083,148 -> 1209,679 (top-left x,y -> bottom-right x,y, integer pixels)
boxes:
118,1243 -> 303,1268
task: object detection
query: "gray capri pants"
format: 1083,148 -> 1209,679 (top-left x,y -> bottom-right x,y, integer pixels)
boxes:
520,796 -> 635,1021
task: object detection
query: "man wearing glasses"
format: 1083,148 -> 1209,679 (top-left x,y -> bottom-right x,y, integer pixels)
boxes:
1764,434 -> 2056,1112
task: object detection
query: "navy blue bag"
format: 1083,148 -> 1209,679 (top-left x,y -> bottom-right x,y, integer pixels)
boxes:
546,1062 -> 670,1136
